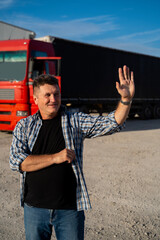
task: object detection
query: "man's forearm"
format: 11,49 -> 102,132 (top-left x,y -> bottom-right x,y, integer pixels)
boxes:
20,154 -> 56,172
20,148 -> 75,172
114,97 -> 132,125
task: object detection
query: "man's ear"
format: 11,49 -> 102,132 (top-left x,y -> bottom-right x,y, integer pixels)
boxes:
33,95 -> 38,105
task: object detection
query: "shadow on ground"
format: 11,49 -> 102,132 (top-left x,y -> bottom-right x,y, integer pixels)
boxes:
124,118 -> 160,132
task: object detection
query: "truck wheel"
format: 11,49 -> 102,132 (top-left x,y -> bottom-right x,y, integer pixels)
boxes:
128,112 -> 135,119
140,105 -> 153,119
153,104 -> 160,119
80,106 -> 89,113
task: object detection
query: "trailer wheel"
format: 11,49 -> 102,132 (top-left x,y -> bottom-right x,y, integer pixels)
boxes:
153,104 -> 160,119
128,113 -> 135,119
140,105 -> 153,119
80,105 -> 89,114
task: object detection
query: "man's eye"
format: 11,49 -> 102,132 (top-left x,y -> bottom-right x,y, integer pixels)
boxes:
45,94 -> 50,97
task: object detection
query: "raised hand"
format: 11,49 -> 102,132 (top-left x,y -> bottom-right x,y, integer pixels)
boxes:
116,65 -> 135,101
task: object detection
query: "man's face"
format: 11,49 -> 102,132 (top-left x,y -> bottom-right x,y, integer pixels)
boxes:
33,84 -> 61,119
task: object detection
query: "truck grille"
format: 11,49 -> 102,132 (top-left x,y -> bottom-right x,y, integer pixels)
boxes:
0,111 -> 11,115
0,121 -> 11,125
0,89 -> 15,100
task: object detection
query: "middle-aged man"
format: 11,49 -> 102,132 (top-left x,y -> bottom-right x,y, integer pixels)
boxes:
10,65 -> 135,240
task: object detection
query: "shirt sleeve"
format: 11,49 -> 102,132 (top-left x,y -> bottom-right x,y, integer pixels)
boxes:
9,120 -> 30,172
77,111 -> 124,139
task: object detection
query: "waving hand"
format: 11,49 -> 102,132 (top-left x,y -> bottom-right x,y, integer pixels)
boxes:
116,65 -> 135,101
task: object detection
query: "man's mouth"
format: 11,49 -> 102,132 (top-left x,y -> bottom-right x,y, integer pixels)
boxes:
47,103 -> 58,107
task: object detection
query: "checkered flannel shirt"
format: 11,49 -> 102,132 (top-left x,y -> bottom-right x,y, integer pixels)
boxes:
9,106 -> 123,211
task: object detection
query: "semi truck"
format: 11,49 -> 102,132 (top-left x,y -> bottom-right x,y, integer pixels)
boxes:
0,36 -> 160,131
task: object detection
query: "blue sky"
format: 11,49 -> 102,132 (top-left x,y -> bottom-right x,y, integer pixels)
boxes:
1,0 -> 160,57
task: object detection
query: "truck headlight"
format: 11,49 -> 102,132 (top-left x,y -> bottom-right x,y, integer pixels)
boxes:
16,111 -> 28,116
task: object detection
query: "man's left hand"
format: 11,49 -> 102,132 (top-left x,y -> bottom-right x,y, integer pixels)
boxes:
116,65 -> 135,101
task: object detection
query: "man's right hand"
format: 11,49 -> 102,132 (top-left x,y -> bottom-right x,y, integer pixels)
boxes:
54,149 -> 75,164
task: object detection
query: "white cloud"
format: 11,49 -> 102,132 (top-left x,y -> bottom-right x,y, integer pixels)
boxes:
117,29 -> 160,44
2,14 -> 160,57
0,0 -> 14,9
91,30 -> 160,57
3,14 -> 119,39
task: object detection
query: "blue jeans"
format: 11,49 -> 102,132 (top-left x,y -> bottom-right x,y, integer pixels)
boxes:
24,203 -> 85,240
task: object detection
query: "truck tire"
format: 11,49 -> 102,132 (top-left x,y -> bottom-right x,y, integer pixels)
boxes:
153,104 -> 160,119
128,111 -> 135,119
140,105 -> 153,120
80,105 -> 89,114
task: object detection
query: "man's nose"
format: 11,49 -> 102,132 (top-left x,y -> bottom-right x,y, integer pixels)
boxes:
50,94 -> 56,101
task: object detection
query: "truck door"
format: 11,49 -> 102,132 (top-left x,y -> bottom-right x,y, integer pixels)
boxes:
28,56 -> 61,115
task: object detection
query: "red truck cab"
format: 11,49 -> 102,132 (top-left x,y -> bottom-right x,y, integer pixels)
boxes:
0,39 -> 61,131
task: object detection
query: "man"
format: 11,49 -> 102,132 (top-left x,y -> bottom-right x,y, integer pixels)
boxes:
10,65 -> 135,240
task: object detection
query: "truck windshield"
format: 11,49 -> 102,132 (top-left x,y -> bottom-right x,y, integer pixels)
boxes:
0,51 -> 27,81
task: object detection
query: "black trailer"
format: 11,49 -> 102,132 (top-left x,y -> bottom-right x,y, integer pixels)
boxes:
51,37 -> 160,119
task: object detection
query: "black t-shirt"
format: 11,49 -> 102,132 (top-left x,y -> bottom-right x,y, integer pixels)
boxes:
24,113 -> 77,209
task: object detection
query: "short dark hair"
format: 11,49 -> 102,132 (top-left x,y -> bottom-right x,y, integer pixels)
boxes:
33,74 -> 59,93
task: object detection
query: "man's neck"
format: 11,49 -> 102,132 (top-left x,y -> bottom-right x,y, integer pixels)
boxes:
40,112 -> 59,120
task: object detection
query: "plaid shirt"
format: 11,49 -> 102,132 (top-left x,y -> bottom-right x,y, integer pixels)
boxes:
10,107 -> 123,211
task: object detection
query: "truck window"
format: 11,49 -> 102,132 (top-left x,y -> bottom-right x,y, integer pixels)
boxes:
0,51 -> 27,81
31,51 -> 49,78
